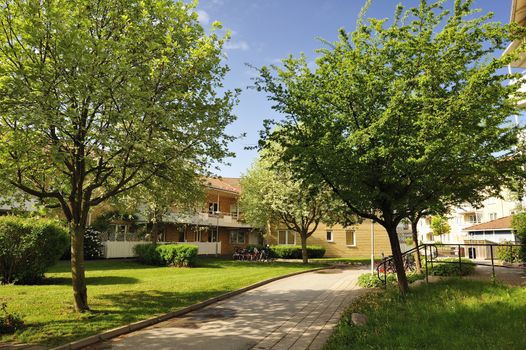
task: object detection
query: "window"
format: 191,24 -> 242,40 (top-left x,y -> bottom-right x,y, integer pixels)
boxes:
402,221 -> 409,230
489,213 -> 497,221
466,214 -> 482,224
345,229 -> 356,246
277,230 -> 296,245
326,230 -> 334,242
208,202 -> 219,214
230,230 -> 245,244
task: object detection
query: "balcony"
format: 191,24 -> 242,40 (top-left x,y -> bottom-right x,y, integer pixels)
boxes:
159,210 -> 252,229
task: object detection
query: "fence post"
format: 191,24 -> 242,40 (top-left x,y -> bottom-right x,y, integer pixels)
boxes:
458,244 -> 462,277
490,244 -> 496,283
424,245 -> 429,283
384,263 -> 387,287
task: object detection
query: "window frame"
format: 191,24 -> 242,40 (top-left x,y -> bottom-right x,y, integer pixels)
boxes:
230,230 -> 245,244
277,229 -> 296,245
326,230 -> 334,242
345,229 -> 356,247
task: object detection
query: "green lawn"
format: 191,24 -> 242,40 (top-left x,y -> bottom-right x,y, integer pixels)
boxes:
1,258 -> 323,347
324,279 -> 526,350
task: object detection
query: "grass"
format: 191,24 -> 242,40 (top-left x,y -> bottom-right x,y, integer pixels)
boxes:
324,279 -> 526,350
0,258 -> 323,347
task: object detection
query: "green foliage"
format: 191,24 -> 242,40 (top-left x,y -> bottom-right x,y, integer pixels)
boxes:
511,213 -> 526,262
357,272 -> 424,288
325,280 -> 526,349
156,244 -> 198,267
358,273 -> 396,288
269,245 -> 326,259
429,258 -> 475,276
0,0 -> 237,309
134,244 -> 198,267
133,244 -> 163,266
255,0 -> 526,292
496,241 -> 523,263
0,303 -> 24,335
0,216 -> 69,284
430,216 -> 451,237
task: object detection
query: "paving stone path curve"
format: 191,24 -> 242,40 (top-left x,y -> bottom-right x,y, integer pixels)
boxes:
92,267 -> 368,350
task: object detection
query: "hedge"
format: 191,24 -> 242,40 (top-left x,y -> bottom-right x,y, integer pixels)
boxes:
269,245 -> 326,259
0,216 -> 69,284
496,242 -> 523,263
357,272 -> 424,288
134,244 -> 198,267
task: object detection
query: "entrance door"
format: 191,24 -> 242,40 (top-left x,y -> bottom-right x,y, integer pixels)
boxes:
468,247 -> 476,259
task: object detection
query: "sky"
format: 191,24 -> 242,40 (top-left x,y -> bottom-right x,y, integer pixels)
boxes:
195,0 -> 513,178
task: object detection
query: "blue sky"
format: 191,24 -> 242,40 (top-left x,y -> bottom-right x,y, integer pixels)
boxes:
195,0 -> 513,178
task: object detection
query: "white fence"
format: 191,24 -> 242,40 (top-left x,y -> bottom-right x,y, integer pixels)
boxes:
102,241 -> 222,258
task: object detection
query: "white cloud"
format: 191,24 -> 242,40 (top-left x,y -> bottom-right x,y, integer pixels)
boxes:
197,10 -> 210,25
224,40 -> 250,51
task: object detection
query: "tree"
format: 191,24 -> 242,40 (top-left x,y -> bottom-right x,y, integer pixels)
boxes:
511,212 -> 526,262
430,216 -> 451,239
240,157 -> 348,264
255,0 -> 525,294
0,0 -> 236,311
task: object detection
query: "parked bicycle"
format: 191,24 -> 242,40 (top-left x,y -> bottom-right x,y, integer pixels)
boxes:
233,245 -> 274,262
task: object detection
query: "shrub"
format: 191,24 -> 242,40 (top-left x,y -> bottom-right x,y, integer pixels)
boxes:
357,272 -> 424,288
269,245 -> 326,259
134,244 -> 198,267
496,242 -> 522,263
157,244 -> 198,267
0,216 -> 69,284
429,258 -> 475,276
134,243 -> 163,265
0,303 -> 24,335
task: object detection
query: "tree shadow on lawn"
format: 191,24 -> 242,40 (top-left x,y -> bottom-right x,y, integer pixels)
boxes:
50,259 -> 156,273
17,289 -> 230,347
38,276 -> 139,286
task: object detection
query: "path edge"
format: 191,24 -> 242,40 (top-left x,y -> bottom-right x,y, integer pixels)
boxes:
51,265 -> 337,350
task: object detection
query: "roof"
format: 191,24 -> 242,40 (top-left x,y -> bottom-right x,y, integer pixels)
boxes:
205,177 -> 241,194
464,216 -> 513,231
511,0 -> 526,25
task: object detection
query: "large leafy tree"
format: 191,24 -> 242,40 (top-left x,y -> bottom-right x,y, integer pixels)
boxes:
0,0 -> 237,311
255,0 -> 525,293
240,156 -> 348,264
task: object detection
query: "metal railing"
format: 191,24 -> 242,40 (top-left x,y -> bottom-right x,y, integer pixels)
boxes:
376,242 -> 524,285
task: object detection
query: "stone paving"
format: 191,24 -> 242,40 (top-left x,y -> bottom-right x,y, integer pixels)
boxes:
91,267 -> 368,350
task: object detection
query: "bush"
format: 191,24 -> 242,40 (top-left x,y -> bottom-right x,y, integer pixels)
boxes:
0,216 -> 69,284
357,272 -> 424,288
0,303 -> 24,335
157,244 -> 198,267
134,244 -> 198,267
134,243 -> 163,265
496,242 -> 522,263
269,245 -> 326,259
429,258 -> 475,276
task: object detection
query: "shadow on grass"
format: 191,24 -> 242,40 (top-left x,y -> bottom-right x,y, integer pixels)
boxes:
38,275 -> 139,286
20,289 -> 230,347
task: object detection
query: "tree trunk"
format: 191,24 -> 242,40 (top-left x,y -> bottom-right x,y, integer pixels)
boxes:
151,221 -> 159,244
70,224 -> 89,312
385,224 -> 409,295
301,233 -> 308,264
411,220 -> 422,273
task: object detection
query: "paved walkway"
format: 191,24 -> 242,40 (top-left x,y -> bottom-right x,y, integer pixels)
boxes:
93,267 -> 367,350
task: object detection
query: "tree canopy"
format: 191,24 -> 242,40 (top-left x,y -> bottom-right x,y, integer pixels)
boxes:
255,0 -> 525,293
0,0 -> 237,311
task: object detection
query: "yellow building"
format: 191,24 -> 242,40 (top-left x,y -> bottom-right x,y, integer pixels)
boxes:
267,221 -> 392,258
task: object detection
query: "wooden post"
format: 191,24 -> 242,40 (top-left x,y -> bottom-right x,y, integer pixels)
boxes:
424,245 -> 429,284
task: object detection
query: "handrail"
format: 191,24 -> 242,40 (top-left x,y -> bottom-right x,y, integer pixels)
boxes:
376,242 -> 525,286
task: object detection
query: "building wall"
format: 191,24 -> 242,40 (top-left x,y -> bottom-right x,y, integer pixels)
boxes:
418,193 -> 522,244
268,220 -> 392,258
